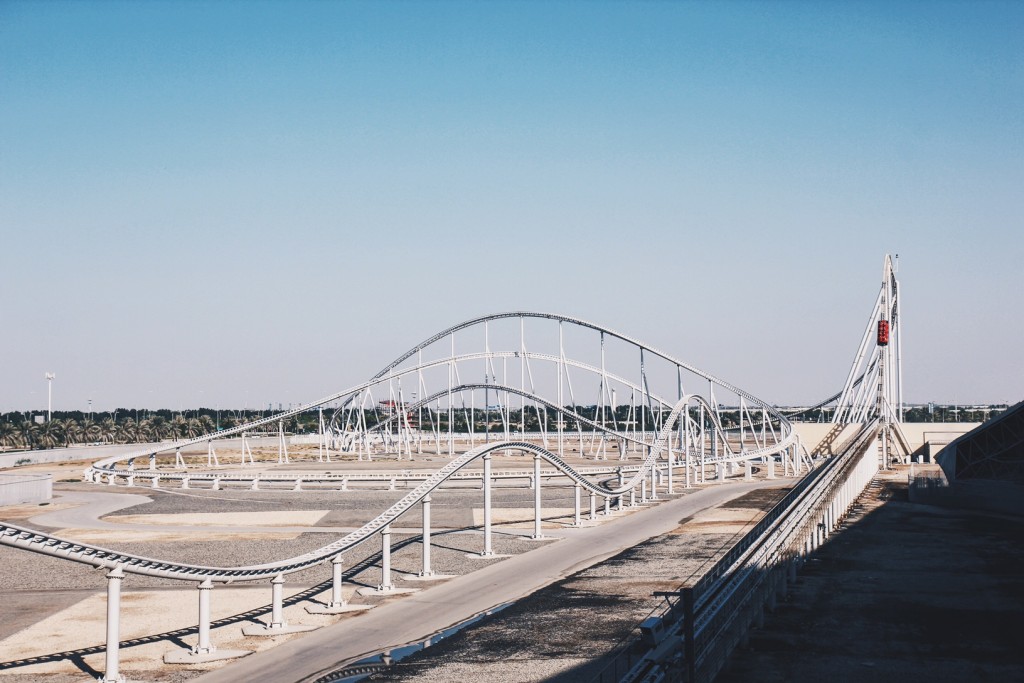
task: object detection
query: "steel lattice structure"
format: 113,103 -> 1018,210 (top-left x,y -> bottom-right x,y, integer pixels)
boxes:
832,255 -> 911,465
0,311 -> 810,681
3,312 -> 799,583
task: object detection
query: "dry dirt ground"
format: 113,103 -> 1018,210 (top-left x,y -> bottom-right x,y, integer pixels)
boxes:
362,487 -> 792,683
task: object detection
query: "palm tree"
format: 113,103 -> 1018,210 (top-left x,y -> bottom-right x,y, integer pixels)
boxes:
80,418 -> 102,444
198,415 -> 216,434
168,415 -> 187,440
185,418 -> 203,439
138,418 -> 154,443
115,418 -> 138,444
37,420 -> 62,449
17,420 -> 38,449
0,421 -> 17,450
61,418 -> 82,446
99,417 -> 117,444
149,415 -> 168,441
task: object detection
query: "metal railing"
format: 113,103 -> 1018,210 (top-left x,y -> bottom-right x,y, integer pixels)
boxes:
599,420 -> 881,683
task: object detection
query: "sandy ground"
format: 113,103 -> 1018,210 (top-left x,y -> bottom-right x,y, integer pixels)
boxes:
363,487 -> 792,682
0,583 -> 346,674
0,450 -> 774,682
105,510 -> 330,527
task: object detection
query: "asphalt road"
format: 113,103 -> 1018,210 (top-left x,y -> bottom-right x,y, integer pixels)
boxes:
195,479 -> 785,683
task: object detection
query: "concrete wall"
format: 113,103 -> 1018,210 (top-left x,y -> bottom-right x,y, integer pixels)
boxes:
790,423 -> 863,456
790,422 -> 979,459
0,443 -> 143,469
0,472 -> 52,505
0,434 -> 321,470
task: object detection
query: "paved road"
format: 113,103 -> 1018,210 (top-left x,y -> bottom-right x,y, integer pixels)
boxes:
196,479 -> 787,683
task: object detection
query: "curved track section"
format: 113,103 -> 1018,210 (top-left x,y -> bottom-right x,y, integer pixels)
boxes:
3,393 -> 761,581
3,312 -> 798,586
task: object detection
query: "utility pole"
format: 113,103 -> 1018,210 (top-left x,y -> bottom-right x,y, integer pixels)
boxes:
45,373 -> 55,422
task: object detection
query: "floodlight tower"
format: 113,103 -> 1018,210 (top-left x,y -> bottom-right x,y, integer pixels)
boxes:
45,372 -> 55,422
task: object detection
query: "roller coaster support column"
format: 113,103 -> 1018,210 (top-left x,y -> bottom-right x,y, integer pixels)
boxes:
102,564 -> 125,683
420,494 -> 434,577
270,574 -> 287,629
532,454 -> 544,539
589,491 -> 597,521
195,579 -> 214,654
278,420 -> 290,464
573,484 -> 582,526
482,454 -> 493,556
329,555 -> 345,608
617,469 -> 625,511
667,452 -> 674,494
380,525 -> 394,590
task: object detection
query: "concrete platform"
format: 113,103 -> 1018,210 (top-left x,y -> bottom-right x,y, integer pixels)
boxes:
241,622 -> 321,636
304,602 -> 374,615
164,647 -> 253,664
355,586 -> 420,597
463,552 -> 511,560
398,572 -> 458,581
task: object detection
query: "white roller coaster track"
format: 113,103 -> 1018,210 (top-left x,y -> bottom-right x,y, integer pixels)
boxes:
2,393 -> 794,582
3,312 -> 797,585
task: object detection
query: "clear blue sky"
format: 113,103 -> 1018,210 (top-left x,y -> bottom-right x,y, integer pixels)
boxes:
1,1 -> 1021,412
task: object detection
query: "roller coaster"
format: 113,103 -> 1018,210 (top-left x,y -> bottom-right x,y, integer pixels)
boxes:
0,256 -> 907,682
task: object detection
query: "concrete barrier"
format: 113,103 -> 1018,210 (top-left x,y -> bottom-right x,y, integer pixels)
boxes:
0,472 -> 53,505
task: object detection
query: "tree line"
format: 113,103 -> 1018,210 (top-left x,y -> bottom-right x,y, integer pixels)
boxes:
0,409 -> 314,451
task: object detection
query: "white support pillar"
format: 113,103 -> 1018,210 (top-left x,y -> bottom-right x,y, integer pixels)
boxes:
102,565 -> 126,683
532,454 -> 543,539
379,525 -> 393,591
270,574 -> 287,629
573,483 -> 581,526
194,579 -> 215,655
667,454 -> 674,494
149,453 -> 156,470
482,454 -> 493,556
278,420 -> 289,464
305,553 -> 372,616
640,477 -> 648,503
329,555 -> 346,608
420,494 -> 433,577
589,491 -> 597,521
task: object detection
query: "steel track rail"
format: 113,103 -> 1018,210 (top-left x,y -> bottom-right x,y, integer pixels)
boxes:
5,395 -> 768,583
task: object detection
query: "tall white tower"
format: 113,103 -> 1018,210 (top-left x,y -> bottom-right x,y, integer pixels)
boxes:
833,255 -> 909,467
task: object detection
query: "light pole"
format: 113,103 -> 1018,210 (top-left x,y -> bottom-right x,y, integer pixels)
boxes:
45,373 -> 55,422
484,374 -> 494,443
